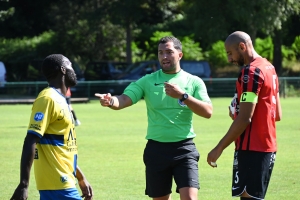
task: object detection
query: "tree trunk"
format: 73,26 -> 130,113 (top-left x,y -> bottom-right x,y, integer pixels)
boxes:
272,29 -> 282,75
126,21 -> 132,64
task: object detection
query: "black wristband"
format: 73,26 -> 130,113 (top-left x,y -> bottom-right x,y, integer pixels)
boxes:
108,98 -> 114,107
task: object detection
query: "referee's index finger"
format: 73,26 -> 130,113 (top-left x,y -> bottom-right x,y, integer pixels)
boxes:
94,93 -> 104,98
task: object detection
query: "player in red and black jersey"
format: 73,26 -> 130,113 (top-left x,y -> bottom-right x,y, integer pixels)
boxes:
207,31 -> 282,200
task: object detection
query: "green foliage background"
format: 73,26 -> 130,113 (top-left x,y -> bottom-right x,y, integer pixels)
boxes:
1,0 -> 300,80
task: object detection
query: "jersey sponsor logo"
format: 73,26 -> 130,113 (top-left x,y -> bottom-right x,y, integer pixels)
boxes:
29,124 -> 41,131
34,148 -> 38,159
60,176 -> 68,183
266,65 -> 274,70
233,157 -> 238,170
233,151 -> 238,169
178,99 -> 187,107
242,75 -> 250,83
57,109 -> 65,121
67,129 -> 77,152
34,112 -> 44,121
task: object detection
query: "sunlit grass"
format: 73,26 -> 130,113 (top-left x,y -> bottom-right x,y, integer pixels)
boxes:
1,97 -> 299,199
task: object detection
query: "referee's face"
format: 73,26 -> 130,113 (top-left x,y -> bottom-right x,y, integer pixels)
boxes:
158,41 -> 183,74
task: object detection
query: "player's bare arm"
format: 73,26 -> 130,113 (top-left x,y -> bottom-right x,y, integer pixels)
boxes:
164,82 -> 212,118
275,92 -> 282,121
95,93 -> 132,110
207,102 -> 256,167
76,166 -> 93,200
183,96 -> 212,118
10,134 -> 39,200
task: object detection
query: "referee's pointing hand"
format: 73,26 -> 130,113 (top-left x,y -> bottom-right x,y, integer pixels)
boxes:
95,93 -> 112,107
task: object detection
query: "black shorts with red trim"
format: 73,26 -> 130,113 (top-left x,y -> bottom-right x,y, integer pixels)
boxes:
232,150 -> 276,199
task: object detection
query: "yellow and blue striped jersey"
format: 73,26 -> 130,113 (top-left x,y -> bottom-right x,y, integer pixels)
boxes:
27,87 -> 78,190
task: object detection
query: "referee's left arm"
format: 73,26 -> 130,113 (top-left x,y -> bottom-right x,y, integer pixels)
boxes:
183,96 -> 213,119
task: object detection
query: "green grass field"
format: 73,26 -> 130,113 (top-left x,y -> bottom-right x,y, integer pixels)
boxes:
0,97 -> 299,200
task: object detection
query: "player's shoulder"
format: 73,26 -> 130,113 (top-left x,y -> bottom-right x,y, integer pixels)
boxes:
250,57 -> 274,71
35,87 -> 64,104
35,87 -> 51,99
140,70 -> 160,80
181,70 -> 204,82
179,70 -> 207,90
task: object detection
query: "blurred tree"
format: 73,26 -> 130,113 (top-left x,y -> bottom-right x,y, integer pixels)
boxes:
207,40 -> 227,68
108,0 -> 184,63
0,0 -> 55,38
0,0 -> 14,22
184,0 -> 231,48
270,1 -> 300,75
282,14 -> 300,46
185,0 -> 300,74
0,32 -> 55,81
1,0 -> 300,76
47,0 -> 124,62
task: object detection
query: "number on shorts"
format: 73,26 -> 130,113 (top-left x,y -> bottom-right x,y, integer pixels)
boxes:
234,171 -> 239,184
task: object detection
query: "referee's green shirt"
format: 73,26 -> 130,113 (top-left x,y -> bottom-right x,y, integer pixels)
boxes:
124,69 -> 211,142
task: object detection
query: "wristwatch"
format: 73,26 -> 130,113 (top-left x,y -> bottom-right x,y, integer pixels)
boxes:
180,93 -> 189,102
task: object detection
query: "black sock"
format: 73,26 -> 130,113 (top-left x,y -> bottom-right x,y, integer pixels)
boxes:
71,110 -> 78,120
240,197 -> 256,200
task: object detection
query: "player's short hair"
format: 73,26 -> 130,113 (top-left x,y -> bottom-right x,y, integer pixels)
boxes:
42,54 -> 67,81
158,36 -> 182,51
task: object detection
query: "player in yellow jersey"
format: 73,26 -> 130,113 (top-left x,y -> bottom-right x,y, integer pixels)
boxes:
10,54 -> 93,200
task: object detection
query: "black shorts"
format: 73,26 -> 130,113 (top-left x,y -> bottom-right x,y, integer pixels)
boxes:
232,150 -> 276,199
143,138 -> 200,198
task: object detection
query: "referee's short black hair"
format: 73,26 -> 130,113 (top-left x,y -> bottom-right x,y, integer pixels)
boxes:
158,36 -> 182,51
42,54 -> 66,81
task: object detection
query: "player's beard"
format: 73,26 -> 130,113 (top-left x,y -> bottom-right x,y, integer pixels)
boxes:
65,68 -> 77,87
236,53 -> 245,67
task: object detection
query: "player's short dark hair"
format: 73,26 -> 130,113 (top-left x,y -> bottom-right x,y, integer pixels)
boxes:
42,54 -> 66,81
158,36 -> 182,51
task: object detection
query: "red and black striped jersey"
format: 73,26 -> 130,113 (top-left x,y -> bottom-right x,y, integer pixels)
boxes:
234,57 -> 279,152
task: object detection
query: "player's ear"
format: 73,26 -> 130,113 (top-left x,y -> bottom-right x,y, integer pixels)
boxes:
179,52 -> 183,60
239,42 -> 246,51
60,66 -> 66,75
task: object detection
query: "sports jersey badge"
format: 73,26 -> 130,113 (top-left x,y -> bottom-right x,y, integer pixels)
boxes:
60,176 -> 68,183
178,99 -> 187,107
34,112 -> 44,121
242,75 -> 250,83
